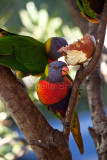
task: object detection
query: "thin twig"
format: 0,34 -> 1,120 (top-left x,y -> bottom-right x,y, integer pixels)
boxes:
63,0 -> 107,140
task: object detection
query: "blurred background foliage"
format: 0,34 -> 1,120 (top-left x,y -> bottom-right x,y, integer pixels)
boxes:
0,0 -> 107,160
0,101 -> 31,160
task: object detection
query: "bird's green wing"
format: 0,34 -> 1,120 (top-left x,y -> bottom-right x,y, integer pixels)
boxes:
0,37 -> 34,73
0,35 -> 28,70
0,35 -> 13,55
0,56 -> 29,72
0,34 -> 48,74
12,35 -> 48,74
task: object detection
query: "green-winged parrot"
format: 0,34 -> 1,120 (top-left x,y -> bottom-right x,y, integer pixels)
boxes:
0,28 -> 68,78
37,61 -> 84,154
76,0 -> 105,23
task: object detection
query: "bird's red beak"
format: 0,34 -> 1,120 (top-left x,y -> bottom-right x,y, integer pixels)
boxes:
62,66 -> 69,76
61,51 -> 67,56
57,47 -> 67,56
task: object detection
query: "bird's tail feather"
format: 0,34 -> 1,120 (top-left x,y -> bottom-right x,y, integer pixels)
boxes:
71,109 -> 84,154
0,56 -> 27,72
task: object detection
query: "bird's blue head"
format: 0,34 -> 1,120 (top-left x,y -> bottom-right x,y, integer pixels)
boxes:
45,61 -> 69,83
45,37 -> 68,60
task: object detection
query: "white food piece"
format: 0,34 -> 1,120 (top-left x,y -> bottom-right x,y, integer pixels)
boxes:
65,50 -> 87,65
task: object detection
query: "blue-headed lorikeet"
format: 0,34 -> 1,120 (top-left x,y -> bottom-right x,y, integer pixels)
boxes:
37,61 -> 84,154
76,0 -> 105,23
0,28 -> 68,78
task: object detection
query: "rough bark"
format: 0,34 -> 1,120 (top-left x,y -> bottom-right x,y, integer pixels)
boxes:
65,0 -> 107,159
86,3 -> 107,160
100,46 -> 107,83
0,65 -> 72,160
63,0 -> 107,141
86,65 -> 107,160
86,2 -> 107,159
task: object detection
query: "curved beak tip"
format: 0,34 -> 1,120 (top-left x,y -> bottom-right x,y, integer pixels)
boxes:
62,66 -> 69,76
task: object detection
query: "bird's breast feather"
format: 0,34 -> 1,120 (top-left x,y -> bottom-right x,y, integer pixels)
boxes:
37,77 -> 72,105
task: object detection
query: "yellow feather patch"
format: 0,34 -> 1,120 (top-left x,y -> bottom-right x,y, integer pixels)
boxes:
45,64 -> 49,77
46,38 -> 52,54
15,70 -> 30,79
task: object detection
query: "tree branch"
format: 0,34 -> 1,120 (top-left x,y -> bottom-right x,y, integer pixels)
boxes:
100,47 -> 107,83
30,140 -> 50,152
85,1 -> 107,159
86,64 -> 107,159
63,0 -> 107,140
0,65 -> 72,160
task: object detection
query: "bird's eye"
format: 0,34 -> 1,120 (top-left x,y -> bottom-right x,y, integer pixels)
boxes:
54,66 -> 57,69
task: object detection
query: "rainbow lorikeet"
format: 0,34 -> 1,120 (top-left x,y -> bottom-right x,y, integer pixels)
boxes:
76,0 -> 105,23
0,28 -> 68,78
37,61 -> 84,154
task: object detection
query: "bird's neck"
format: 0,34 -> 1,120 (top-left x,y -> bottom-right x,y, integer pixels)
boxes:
46,76 -> 64,84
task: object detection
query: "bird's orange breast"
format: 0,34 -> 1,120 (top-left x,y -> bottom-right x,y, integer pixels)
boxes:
37,77 -> 72,105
